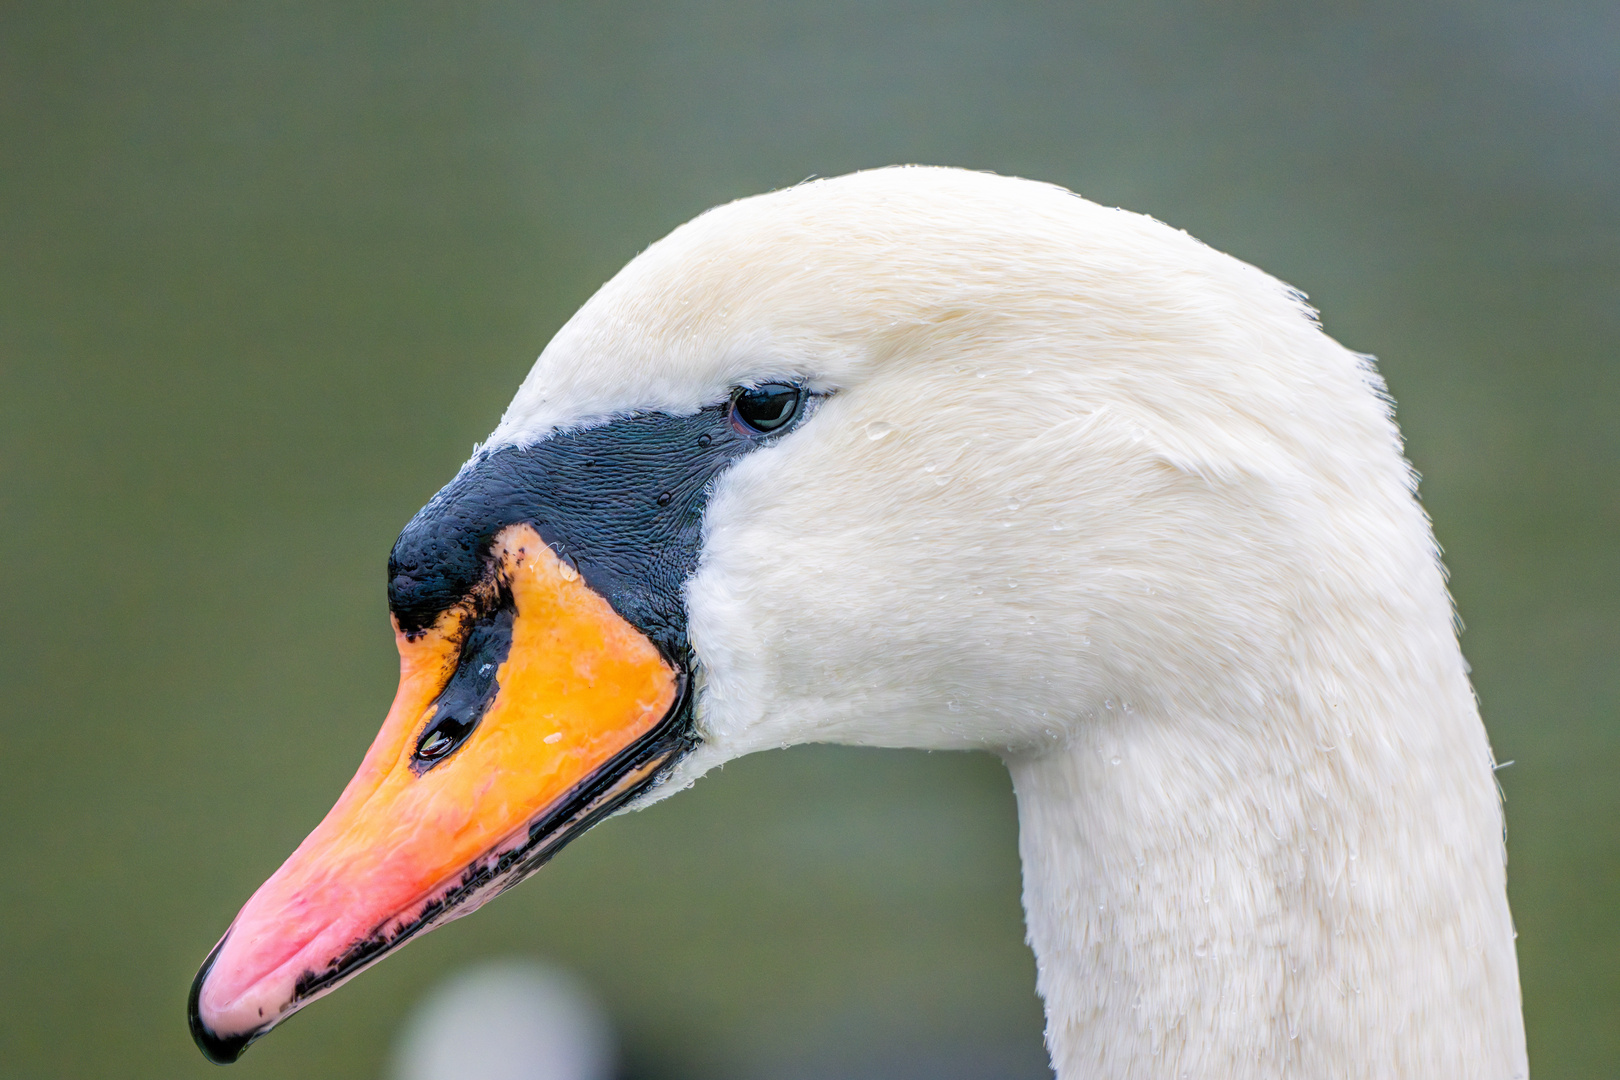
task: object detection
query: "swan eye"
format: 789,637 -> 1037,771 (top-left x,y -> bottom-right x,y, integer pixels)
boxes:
731,382 -> 803,434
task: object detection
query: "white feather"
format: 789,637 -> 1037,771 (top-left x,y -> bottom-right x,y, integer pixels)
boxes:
490,166 -> 1527,1079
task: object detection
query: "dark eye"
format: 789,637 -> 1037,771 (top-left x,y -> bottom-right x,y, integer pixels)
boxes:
731,382 -> 804,434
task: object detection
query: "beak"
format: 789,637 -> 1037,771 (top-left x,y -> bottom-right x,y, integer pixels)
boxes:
189,524 -> 689,1063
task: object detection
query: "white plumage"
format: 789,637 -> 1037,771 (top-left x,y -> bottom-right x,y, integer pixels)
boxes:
489,166 -> 1527,1078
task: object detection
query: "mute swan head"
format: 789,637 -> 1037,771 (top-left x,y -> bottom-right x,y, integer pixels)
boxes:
190,166 -> 1526,1078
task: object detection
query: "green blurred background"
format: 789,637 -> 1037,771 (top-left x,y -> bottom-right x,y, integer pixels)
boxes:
2,3 -> 1616,1077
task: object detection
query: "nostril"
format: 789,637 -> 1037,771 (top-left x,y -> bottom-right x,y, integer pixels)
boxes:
411,591 -> 516,771
415,714 -> 474,763
415,729 -> 455,761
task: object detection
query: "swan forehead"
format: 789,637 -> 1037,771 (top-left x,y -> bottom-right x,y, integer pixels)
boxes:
487,166 -> 1144,445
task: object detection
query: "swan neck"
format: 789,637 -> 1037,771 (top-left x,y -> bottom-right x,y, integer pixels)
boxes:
1006,681 -> 1527,1079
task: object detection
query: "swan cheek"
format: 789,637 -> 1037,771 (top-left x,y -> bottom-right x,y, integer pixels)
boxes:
188,525 -> 684,1063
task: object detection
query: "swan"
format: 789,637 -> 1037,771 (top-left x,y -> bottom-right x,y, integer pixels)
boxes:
189,166 -> 1528,1078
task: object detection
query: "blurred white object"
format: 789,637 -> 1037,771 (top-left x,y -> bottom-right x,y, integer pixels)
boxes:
389,960 -> 617,1080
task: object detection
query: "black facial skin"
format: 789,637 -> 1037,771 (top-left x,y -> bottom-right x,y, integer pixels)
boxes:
188,387 -> 813,1064
390,399 -> 777,656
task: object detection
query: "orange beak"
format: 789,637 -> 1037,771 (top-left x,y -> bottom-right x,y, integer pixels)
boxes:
189,524 -> 685,1062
